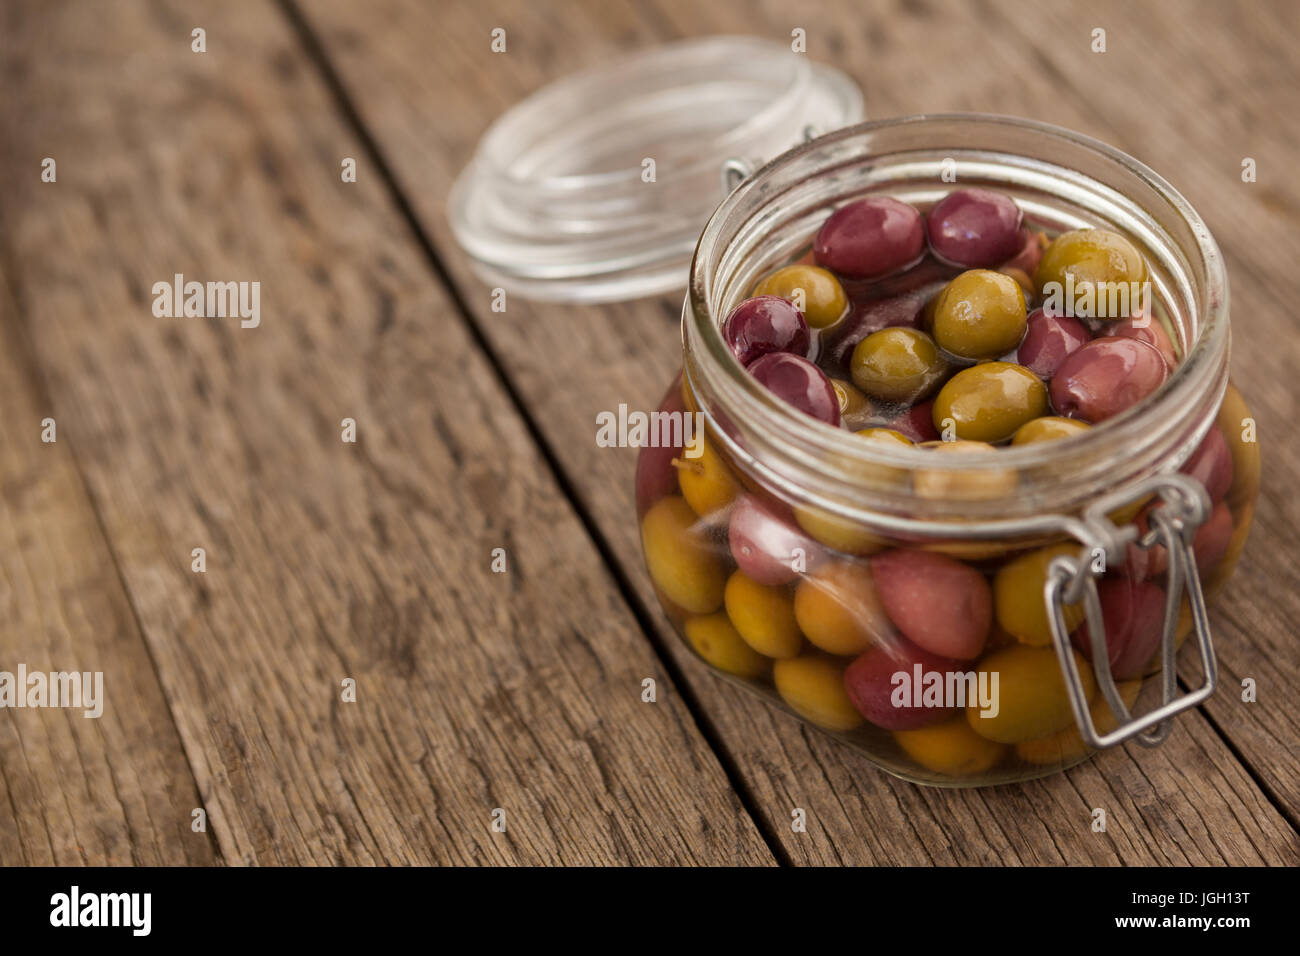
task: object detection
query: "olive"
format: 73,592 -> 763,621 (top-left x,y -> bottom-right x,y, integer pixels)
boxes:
636,384 -> 687,510
752,265 -> 848,329
1107,314 -> 1178,369
966,645 -> 1096,744
883,400 -> 941,443
998,227 -> 1048,277
1072,577 -> 1166,681
871,549 -> 992,660
683,613 -> 769,679
814,197 -> 926,279
1015,308 -> 1091,380
675,435 -> 739,516
747,352 -> 841,426
822,290 -> 930,369
926,188 -> 1023,268
1034,228 -> 1148,320
1216,383 -> 1260,503
773,655 -> 865,731
843,638 -> 962,730
894,717 -> 1006,776
931,269 -> 1028,360
1015,679 -> 1141,765
1010,415 -> 1091,446
829,378 -> 873,427
721,295 -> 811,365
724,570 -> 804,660
1181,425 -> 1234,504
793,560 -> 893,655
729,494 -> 826,586
912,439 -> 1018,501
640,497 -> 726,615
1049,337 -> 1168,422
993,543 -> 1083,645
932,362 -> 1048,443
850,327 -> 949,403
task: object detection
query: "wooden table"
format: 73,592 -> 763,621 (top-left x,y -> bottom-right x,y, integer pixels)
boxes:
1,0 -> 1297,866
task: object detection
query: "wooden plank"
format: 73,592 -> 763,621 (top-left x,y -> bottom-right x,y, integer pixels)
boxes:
0,0 -> 775,864
294,0 -> 1300,863
0,278 -> 217,865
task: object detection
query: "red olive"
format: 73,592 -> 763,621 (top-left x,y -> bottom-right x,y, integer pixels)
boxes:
1181,425 -> 1234,504
729,494 -> 826,586
721,295 -> 811,365
1016,308 -> 1091,380
1049,337 -> 1168,422
871,549 -> 992,660
1073,577 -> 1166,680
746,352 -> 841,426
1106,315 -> 1178,370
843,638 -> 963,730
926,188 -> 1024,268
814,197 -> 926,279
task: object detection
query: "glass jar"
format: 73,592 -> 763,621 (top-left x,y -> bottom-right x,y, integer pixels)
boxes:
635,114 -> 1259,786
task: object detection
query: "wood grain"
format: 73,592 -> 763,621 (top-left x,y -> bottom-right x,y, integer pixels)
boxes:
0,0 -> 774,865
293,0 -> 1300,863
0,278 -> 218,865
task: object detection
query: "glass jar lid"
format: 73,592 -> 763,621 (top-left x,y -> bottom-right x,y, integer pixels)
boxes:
447,36 -> 863,303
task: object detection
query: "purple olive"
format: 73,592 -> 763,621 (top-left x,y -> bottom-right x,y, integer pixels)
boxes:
1107,315 -> 1177,370
721,295 -> 811,366
1049,337 -> 1168,422
1140,499 -> 1234,578
1073,578 -> 1165,680
635,383 -> 686,511
1016,308 -> 1091,380
746,352 -> 841,426
729,495 -> 826,586
997,227 -> 1046,276
1181,425 -> 1234,504
814,197 -> 926,279
926,188 -> 1024,268
843,638 -> 962,730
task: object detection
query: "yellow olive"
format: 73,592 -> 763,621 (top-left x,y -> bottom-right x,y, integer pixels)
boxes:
993,543 -> 1084,646
830,378 -> 873,425
773,655 -> 865,731
1216,382 -> 1261,505
793,561 -> 892,655
724,571 -> 803,659
794,506 -> 890,556
1015,679 -> 1142,765
1034,228 -> 1148,320
932,362 -> 1049,444
851,327 -> 949,403
931,269 -> 1028,360
753,264 -> 848,329
676,436 -> 738,517
894,716 -> 1007,776
683,613 -> 769,678
1011,416 -> 1092,445
913,440 -> 1018,501
966,644 -> 1097,743
640,496 -> 726,614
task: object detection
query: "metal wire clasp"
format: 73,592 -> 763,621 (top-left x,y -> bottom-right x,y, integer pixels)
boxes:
1044,473 -> 1218,750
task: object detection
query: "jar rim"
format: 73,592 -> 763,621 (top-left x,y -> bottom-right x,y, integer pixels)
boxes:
685,113 -> 1230,531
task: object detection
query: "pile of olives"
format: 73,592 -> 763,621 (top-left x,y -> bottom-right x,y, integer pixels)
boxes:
636,187 -> 1258,784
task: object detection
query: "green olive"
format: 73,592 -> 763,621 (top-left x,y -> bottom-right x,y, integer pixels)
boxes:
1011,416 -> 1092,445
753,264 -> 848,329
850,327 -> 948,403
932,362 -> 1048,443
1034,228 -> 1148,320
931,269 -> 1028,360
